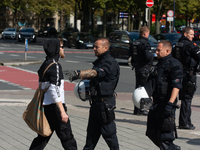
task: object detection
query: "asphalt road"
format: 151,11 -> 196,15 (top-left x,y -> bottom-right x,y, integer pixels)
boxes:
0,37 -> 200,95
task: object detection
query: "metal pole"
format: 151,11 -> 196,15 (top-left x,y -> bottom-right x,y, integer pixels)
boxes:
173,0 -> 175,32
148,8 -> 151,29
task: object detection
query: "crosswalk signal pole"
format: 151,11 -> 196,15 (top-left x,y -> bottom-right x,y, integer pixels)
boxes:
25,38 -> 28,60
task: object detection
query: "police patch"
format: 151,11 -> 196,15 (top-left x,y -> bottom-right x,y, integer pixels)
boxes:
194,43 -> 197,46
173,79 -> 179,83
99,68 -> 104,72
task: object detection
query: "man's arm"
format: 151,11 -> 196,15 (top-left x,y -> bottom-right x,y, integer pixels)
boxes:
169,87 -> 180,103
78,69 -> 97,79
65,69 -> 97,82
56,101 -> 68,123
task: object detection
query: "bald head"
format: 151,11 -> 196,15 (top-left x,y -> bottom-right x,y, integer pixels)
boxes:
97,38 -> 110,50
159,40 -> 172,52
94,38 -> 110,56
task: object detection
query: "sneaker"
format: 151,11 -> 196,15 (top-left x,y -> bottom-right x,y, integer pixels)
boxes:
178,124 -> 195,130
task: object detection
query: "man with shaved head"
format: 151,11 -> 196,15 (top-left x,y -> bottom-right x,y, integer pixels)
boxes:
146,40 -> 183,150
65,38 -> 120,149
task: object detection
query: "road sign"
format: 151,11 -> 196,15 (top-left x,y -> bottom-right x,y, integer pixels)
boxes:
146,0 -> 154,8
167,10 -> 174,17
25,38 -> 28,51
167,17 -> 173,21
119,12 -> 129,18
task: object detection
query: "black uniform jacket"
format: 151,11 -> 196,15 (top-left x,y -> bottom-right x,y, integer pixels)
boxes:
90,51 -> 120,97
152,54 -> 183,103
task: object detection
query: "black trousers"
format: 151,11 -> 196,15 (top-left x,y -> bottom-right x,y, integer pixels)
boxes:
134,66 -> 151,114
146,103 -> 176,150
179,75 -> 196,126
83,98 -> 119,150
29,104 -> 77,150
179,92 -> 194,126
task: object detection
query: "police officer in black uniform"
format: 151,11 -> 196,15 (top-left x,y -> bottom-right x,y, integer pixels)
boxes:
129,26 -> 154,115
173,26 -> 200,130
65,38 -> 120,150
146,40 -> 183,150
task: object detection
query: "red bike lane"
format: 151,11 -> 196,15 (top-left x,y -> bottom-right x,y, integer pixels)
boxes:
0,66 -> 75,91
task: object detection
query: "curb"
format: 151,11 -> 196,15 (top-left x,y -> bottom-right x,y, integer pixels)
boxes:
0,60 -> 42,66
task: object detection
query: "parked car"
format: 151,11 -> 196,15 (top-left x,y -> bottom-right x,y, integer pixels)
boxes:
193,27 -> 200,40
67,32 -> 95,49
153,33 -> 181,47
43,27 -> 57,37
1,28 -> 17,39
18,28 -> 36,42
108,30 -> 158,59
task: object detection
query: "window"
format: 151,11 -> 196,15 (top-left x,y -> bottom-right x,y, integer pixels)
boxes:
113,34 -> 121,42
121,34 -> 129,42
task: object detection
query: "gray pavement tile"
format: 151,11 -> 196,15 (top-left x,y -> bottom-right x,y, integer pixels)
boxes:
0,90 -> 200,150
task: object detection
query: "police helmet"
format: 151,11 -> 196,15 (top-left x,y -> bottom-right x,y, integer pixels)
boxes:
132,86 -> 152,110
74,80 -> 91,101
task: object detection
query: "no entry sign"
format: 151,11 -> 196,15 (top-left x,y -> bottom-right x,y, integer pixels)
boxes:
146,0 -> 154,8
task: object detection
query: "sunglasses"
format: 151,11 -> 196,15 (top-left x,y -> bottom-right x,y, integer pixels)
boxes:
60,46 -> 64,49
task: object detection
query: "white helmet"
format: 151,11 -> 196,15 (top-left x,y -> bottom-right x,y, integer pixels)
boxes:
132,86 -> 152,110
74,80 -> 91,101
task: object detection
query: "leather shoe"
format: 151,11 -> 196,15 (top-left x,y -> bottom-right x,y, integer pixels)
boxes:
175,145 -> 181,150
137,110 -> 148,116
178,124 -> 195,130
189,123 -> 195,128
174,144 -> 181,150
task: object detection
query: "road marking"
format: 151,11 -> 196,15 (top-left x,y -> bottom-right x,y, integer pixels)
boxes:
0,79 -> 31,90
9,54 -> 19,57
65,60 -> 79,63
75,56 -> 95,59
27,56 -> 36,58
0,52 -> 4,54
0,44 -> 9,47
9,66 -> 37,74
120,66 -> 131,69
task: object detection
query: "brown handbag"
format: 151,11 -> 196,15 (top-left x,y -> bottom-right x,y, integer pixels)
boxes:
22,62 -> 56,137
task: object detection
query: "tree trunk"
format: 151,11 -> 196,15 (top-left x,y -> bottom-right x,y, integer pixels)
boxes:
103,7 -> 107,37
60,10 -> 65,34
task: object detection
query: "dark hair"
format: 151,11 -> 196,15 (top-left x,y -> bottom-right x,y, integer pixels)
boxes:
159,40 -> 172,52
182,26 -> 194,36
139,26 -> 149,36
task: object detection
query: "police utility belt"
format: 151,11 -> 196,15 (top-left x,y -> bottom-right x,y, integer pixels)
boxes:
92,96 -> 113,103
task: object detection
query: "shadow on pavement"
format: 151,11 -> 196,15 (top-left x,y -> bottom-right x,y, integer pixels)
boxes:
177,137 -> 200,146
115,118 -> 146,125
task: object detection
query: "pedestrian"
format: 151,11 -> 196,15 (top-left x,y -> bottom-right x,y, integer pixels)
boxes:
128,26 -> 154,115
173,26 -> 200,130
146,40 -> 183,150
29,38 -> 77,150
65,38 -> 120,150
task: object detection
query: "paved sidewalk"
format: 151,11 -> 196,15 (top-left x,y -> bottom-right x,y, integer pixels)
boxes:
0,90 -> 199,150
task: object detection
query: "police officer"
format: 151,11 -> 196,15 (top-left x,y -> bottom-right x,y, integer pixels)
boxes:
173,26 -> 200,130
128,26 -> 154,115
65,38 -> 120,150
146,40 -> 183,150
